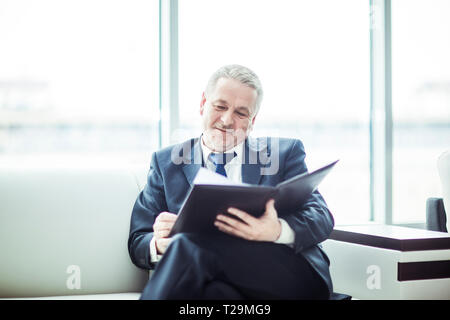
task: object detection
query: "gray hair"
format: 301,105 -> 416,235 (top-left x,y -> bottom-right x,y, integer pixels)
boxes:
205,64 -> 263,116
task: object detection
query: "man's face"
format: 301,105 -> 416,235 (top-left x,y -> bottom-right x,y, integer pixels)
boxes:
200,77 -> 257,152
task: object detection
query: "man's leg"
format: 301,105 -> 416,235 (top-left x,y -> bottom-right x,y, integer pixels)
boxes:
140,233 -> 223,299
140,232 -> 328,300
203,280 -> 245,300
207,234 -> 329,300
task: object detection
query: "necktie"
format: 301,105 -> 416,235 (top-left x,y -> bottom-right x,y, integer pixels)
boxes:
208,152 -> 237,177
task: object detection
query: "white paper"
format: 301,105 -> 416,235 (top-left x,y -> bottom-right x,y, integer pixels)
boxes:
193,167 -> 245,186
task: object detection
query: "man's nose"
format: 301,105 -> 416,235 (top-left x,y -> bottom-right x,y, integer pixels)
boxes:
220,110 -> 234,126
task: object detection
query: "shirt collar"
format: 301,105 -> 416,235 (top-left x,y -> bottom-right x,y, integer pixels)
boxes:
200,135 -> 244,165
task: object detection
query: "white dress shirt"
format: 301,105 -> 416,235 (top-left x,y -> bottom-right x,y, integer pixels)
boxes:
149,137 -> 295,263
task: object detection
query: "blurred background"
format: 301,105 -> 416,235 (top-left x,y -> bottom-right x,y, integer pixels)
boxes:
0,0 -> 449,226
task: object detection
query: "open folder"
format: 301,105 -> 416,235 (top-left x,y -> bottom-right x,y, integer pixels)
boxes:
169,159 -> 339,236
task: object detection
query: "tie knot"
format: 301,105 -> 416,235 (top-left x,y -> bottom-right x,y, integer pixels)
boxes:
208,152 -> 237,166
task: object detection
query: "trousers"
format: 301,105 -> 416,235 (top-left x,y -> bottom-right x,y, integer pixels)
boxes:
140,232 -> 329,300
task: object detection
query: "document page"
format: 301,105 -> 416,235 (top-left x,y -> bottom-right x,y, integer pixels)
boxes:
193,167 -> 246,186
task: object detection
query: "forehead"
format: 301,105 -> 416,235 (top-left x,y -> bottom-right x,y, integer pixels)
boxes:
209,78 -> 257,113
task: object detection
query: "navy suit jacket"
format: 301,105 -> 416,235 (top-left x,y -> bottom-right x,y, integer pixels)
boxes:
128,136 -> 334,294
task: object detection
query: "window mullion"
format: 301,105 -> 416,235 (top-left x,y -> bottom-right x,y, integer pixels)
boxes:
370,0 -> 393,224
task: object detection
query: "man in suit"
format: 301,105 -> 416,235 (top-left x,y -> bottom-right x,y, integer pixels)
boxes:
128,64 -> 334,299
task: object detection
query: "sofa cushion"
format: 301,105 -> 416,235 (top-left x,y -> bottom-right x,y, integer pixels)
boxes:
1,292 -> 141,300
0,166 -> 149,298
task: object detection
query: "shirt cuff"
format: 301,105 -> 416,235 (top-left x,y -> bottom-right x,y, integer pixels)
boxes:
274,218 -> 295,247
149,236 -> 163,263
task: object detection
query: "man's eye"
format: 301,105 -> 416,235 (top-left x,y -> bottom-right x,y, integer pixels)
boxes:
236,112 -> 248,118
215,105 -> 226,110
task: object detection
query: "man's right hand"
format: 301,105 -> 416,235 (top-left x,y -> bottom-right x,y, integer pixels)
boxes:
153,212 -> 178,255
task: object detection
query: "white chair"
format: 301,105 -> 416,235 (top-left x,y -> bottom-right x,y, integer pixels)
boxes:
426,150 -> 449,232
438,150 -> 450,232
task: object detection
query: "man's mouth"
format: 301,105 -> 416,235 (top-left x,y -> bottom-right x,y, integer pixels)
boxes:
214,127 -> 234,134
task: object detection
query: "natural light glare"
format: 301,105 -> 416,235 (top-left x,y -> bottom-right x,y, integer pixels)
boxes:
178,0 -> 371,224
391,0 -> 450,223
0,0 -> 159,165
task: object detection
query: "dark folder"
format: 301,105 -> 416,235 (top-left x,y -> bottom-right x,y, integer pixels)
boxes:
169,160 -> 339,236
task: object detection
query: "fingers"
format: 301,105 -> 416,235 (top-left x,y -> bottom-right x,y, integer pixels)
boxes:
226,207 -> 257,225
215,200 -> 279,241
265,198 -> 275,211
154,212 -> 177,240
154,221 -> 175,231
215,210 -> 254,240
153,212 -> 177,254
154,229 -> 171,239
155,237 -> 172,255
264,198 -> 277,218
216,213 -> 251,230
156,212 -> 178,222
154,220 -> 176,235
214,219 -> 252,240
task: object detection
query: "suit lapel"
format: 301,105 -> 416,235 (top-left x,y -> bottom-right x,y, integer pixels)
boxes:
241,137 -> 269,185
181,137 -> 203,187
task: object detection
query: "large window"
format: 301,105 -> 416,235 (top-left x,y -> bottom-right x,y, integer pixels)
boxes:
0,0 -> 160,167
391,0 -> 450,224
178,0 -> 371,224
3,0 -> 447,226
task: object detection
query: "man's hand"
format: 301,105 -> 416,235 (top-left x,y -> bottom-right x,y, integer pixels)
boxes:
214,199 -> 281,242
153,212 -> 178,254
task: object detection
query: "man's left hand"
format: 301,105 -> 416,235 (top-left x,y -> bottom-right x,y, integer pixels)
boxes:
214,199 -> 281,242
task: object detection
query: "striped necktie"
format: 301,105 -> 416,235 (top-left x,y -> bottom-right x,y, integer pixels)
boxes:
208,152 -> 237,177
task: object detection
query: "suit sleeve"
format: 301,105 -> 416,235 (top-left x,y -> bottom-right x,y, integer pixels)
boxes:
128,152 -> 168,270
280,140 -> 335,253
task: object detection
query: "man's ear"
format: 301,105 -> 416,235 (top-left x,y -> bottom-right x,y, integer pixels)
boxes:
251,114 -> 257,126
200,92 -> 206,115
247,114 -> 257,133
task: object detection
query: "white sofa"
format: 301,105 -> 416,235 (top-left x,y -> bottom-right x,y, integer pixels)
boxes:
0,164 -> 149,299
5,155 -> 446,300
